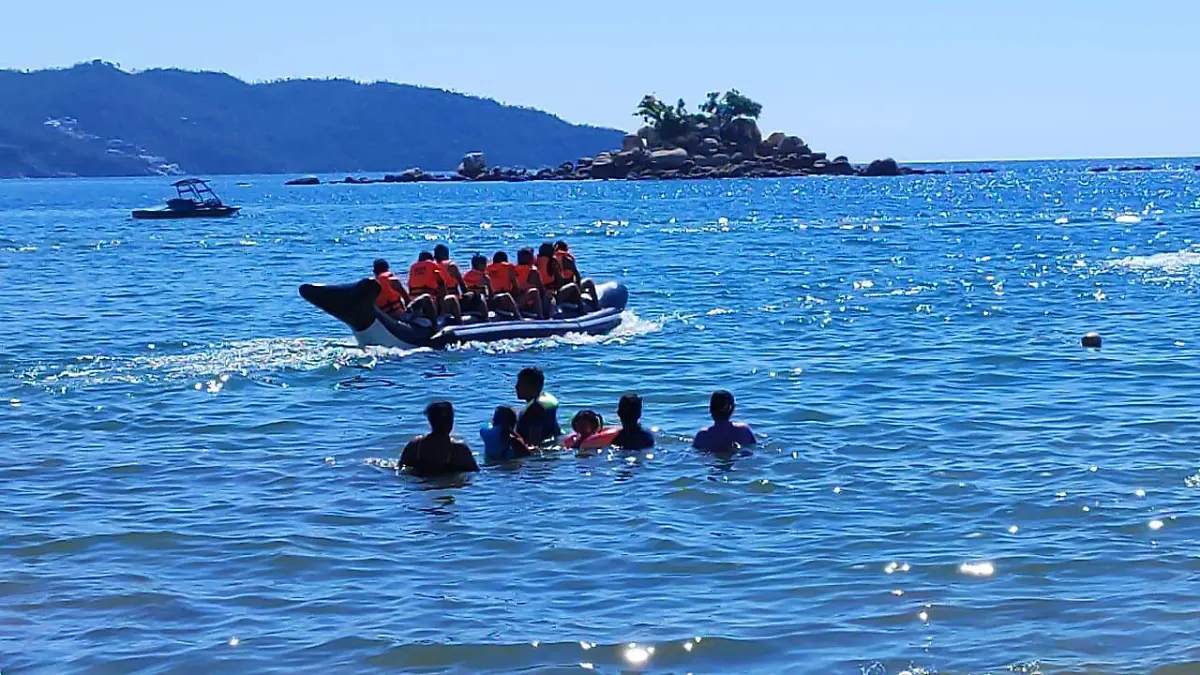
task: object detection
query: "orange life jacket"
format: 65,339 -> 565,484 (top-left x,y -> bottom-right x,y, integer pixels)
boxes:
463,268 -> 488,293
555,250 -> 580,283
516,264 -> 540,292
408,260 -> 443,296
485,262 -> 516,294
536,256 -> 559,289
435,260 -> 461,296
375,271 -> 406,316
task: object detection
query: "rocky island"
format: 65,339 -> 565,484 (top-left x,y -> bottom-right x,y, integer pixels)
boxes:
288,90 -> 949,186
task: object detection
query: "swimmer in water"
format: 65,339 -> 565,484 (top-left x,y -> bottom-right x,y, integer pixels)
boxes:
480,405 -> 533,461
612,393 -> 655,450
692,390 -> 756,452
515,366 -> 561,445
563,409 -> 620,450
399,401 -> 479,476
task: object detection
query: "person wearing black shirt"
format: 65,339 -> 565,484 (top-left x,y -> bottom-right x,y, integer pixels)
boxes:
612,393 -> 655,450
400,401 -> 479,477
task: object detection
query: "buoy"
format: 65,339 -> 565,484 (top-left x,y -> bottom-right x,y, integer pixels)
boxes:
1081,332 -> 1102,348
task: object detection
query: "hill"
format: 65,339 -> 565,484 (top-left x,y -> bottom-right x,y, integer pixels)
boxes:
0,61 -> 624,178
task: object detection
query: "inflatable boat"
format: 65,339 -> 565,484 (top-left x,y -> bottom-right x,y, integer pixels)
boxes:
299,278 -> 629,349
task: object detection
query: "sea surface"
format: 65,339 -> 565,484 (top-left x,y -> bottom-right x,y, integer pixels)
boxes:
3,160 -> 1200,674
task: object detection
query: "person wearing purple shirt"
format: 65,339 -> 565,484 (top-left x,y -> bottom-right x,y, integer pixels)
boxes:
692,390 -> 756,451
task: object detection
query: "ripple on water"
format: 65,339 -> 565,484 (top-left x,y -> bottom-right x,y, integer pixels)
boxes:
4,166 -> 1200,674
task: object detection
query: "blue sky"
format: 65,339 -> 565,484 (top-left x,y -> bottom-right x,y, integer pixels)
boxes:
2,0 -> 1197,161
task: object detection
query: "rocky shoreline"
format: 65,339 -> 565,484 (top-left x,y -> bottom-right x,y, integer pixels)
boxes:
282,88 -> 1200,186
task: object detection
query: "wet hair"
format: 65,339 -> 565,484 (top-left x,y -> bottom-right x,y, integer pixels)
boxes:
517,247 -> 534,265
555,240 -> 569,252
425,400 -> 455,434
538,242 -> 555,258
471,253 -> 487,270
433,244 -> 450,261
618,393 -> 642,426
418,250 -> 434,262
492,405 -> 517,430
517,366 -> 545,394
492,250 -> 509,264
572,409 -> 602,435
710,390 -> 735,422
373,258 -> 389,275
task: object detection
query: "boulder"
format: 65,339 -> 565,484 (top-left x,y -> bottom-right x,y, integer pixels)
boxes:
862,158 -> 901,177
826,157 -> 856,176
778,136 -> 809,155
757,142 -> 776,157
721,118 -> 762,149
649,148 -> 689,170
636,125 -> 660,146
577,156 -> 594,167
398,167 -> 426,182
765,131 -> 787,147
695,121 -> 719,138
614,149 -> 648,169
730,152 -> 746,164
457,151 -> 487,178
535,168 -> 554,180
622,134 -> 645,152
710,153 -> 730,167
556,161 -> 575,175
698,138 -> 721,156
782,153 -> 815,170
811,159 -> 830,173
672,132 -> 702,152
285,175 -> 320,186
590,156 -> 627,179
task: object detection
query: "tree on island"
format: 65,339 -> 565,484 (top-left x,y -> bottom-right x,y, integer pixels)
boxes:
634,89 -> 763,143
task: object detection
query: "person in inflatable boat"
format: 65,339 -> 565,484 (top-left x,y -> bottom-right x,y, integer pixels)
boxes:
408,250 -> 462,323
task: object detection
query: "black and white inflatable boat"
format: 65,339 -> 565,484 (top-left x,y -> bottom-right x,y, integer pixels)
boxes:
299,278 -> 628,349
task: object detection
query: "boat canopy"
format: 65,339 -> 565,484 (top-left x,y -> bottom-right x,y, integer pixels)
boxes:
170,178 -> 223,205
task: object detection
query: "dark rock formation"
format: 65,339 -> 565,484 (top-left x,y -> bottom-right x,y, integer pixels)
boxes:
285,175 -> 320,186
649,148 -> 689,170
862,158 -> 901,177
458,152 -> 487,178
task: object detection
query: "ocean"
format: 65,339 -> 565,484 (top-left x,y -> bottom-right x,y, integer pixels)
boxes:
3,161 -> 1200,674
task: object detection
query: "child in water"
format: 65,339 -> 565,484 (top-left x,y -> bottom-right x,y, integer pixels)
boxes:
480,406 -> 533,461
563,409 -> 620,450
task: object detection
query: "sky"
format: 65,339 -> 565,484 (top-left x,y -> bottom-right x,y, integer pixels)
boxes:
2,0 -> 1198,161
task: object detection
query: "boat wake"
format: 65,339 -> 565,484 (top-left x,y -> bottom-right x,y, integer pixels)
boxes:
448,310 -> 665,355
16,338 -> 426,392
15,312 -> 663,392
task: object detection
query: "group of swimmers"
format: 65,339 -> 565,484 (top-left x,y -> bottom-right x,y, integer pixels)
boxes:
373,241 -> 599,324
398,367 -> 758,477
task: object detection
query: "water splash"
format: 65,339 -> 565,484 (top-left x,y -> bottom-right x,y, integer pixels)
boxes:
16,337 -> 425,391
448,310 -> 665,355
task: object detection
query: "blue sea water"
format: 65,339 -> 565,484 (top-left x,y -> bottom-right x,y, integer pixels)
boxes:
3,161 -> 1200,674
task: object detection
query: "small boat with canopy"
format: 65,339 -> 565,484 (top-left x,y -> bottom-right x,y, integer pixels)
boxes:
131,179 -> 240,219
